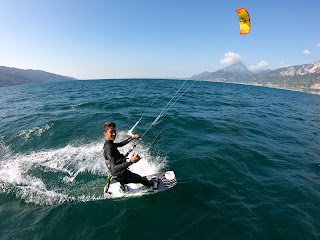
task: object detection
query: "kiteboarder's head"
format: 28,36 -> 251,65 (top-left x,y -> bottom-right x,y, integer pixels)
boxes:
104,122 -> 116,141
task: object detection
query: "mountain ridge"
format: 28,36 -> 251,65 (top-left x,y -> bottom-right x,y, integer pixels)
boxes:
0,66 -> 77,87
190,61 -> 320,94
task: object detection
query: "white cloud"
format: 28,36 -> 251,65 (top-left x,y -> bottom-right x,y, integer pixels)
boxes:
302,50 -> 310,54
280,62 -> 289,68
220,52 -> 242,65
317,43 -> 320,47
249,61 -> 269,71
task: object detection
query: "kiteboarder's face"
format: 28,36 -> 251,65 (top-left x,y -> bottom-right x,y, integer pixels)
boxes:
104,127 -> 116,141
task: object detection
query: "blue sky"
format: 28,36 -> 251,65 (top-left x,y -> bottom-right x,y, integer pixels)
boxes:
0,0 -> 319,79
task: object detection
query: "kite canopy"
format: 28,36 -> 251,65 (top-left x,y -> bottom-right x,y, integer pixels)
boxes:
236,8 -> 251,35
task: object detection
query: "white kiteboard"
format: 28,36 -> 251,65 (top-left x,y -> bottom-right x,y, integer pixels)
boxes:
104,171 -> 177,199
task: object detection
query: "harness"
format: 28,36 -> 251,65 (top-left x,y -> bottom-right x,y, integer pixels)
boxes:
104,173 -> 114,193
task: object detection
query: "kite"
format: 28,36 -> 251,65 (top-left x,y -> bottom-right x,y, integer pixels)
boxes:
236,8 -> 251,35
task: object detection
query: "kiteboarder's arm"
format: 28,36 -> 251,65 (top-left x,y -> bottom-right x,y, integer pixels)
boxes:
104,144 -> 132,174
117,134 -> 140,147
112,160 -> 132,174
110,153 -> 141,173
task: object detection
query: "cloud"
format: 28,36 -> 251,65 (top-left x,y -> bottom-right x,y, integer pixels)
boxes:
220,52 -> 242,65
317,43 -> 320,47
249,61 -> 269,71
302,50 -> 310,54
280,62 -> 289,68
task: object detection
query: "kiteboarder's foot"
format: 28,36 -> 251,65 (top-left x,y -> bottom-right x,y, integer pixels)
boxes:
120,183 -> 127,192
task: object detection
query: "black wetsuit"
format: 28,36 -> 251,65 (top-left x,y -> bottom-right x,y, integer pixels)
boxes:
103,138 -> 153,187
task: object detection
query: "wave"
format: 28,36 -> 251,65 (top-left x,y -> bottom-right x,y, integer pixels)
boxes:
0,131 -> 167,205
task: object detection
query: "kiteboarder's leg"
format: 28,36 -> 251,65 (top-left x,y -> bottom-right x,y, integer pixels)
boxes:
116,170 -> 154,187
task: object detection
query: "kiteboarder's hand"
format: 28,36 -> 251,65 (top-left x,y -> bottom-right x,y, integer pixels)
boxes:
130,153 -> 141,163
131,134 -> 140,140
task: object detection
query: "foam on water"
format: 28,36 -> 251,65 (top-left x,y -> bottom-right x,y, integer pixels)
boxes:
17,123 -> 53,139
0,130 -> 167,205
0,137 -> 11,158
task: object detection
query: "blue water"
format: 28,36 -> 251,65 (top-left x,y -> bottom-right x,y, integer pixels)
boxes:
0,79 -> 320,239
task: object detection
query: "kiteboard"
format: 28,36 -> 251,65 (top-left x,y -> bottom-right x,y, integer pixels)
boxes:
104,171 -> 177,199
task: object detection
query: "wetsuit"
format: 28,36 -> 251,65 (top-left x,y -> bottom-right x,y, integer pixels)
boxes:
103,138 -> 153,187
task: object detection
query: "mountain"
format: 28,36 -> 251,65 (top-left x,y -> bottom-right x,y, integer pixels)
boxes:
221,62 -> 252,74
277,61 -> 320,76
0,66 -> 77,87
190,61 -> 320,94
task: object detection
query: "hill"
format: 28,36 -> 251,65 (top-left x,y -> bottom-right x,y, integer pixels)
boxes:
190,61 -> 320,94
0,66 -> 77,87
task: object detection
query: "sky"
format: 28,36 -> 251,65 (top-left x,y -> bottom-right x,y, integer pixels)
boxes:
0,0 -> 319,79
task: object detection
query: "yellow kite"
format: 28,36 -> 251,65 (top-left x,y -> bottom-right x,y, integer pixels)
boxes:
236,8 -> 251,35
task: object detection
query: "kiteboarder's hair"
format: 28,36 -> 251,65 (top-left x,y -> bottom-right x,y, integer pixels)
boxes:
104,122 -> 116,132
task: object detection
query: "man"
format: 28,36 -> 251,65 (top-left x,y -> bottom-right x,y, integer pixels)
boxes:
103,122 -> 157,191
